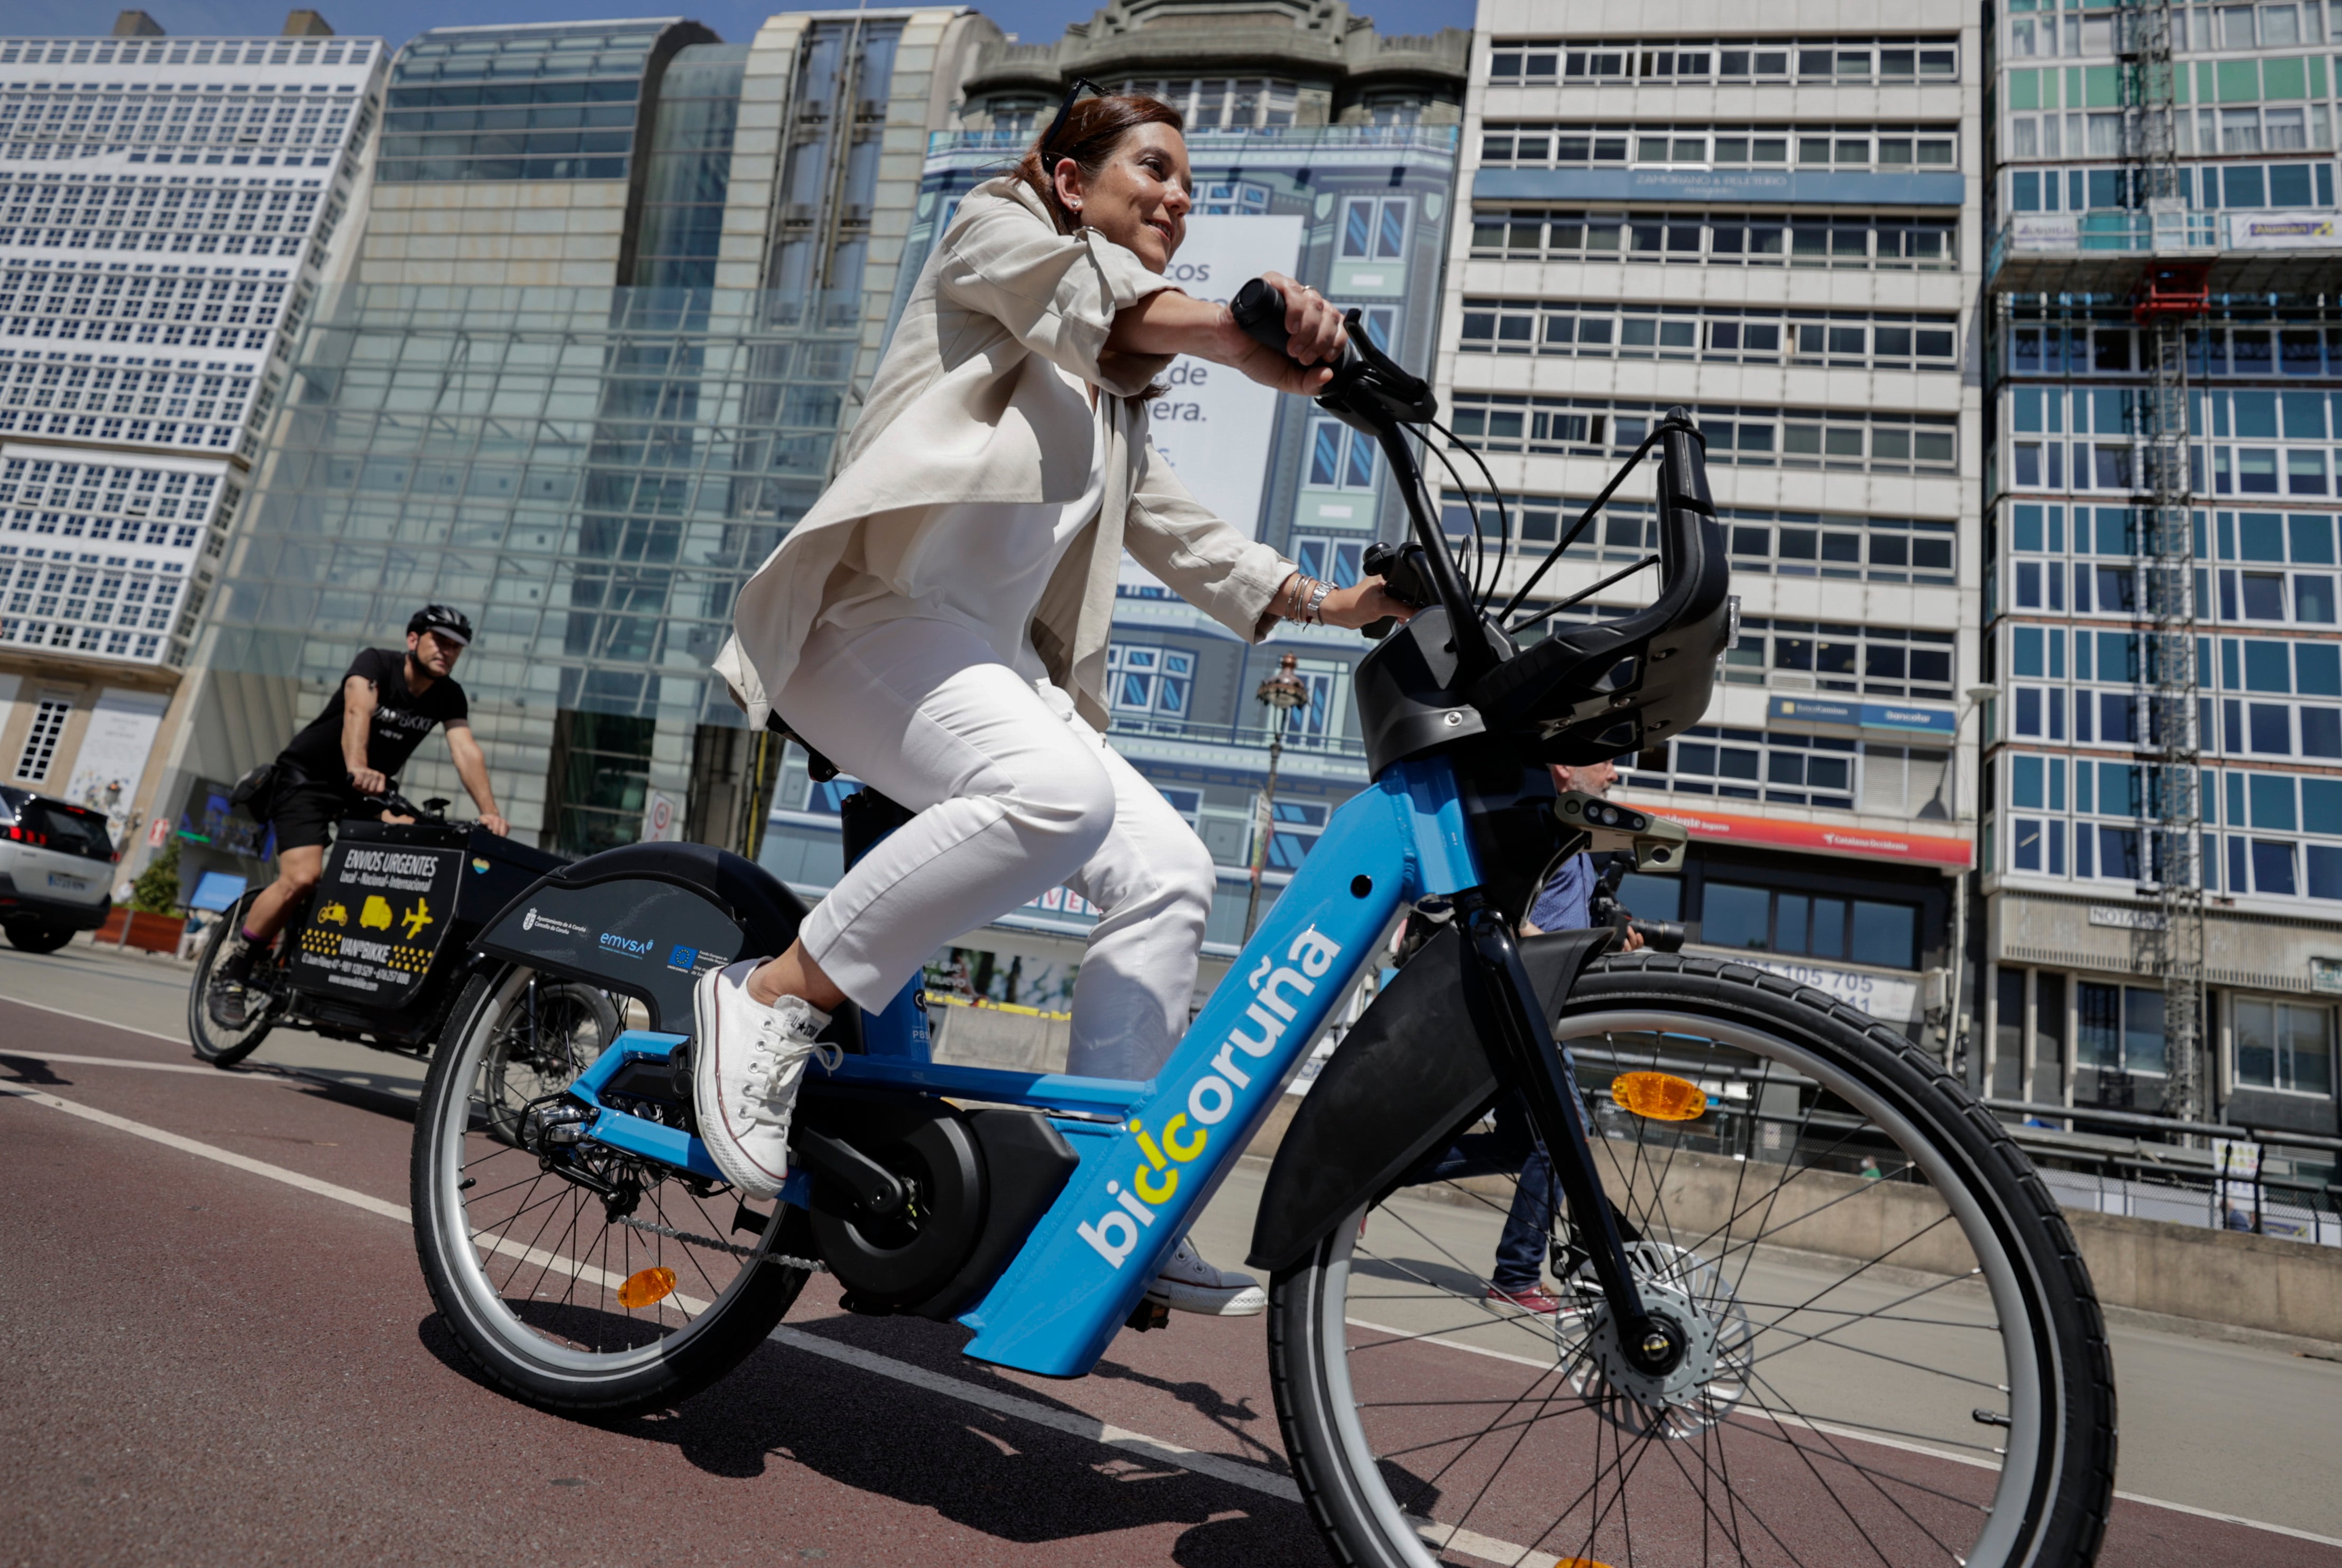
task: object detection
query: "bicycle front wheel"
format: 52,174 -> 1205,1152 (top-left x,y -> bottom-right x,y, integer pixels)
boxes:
187,890 -> 274,1066
1269,953 -> 2116,1568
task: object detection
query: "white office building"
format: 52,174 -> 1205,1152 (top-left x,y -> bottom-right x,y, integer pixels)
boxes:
1442,2 -> 1985,1049
0,13 -> 382,849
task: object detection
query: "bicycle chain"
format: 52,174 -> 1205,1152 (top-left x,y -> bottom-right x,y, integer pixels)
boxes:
612,1213 -> 826,1273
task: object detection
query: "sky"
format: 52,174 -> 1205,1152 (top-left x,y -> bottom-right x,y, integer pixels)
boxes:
10,0 -> 1480,53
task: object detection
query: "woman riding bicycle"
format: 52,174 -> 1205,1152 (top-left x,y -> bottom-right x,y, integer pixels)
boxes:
701,89 -> 1410,1314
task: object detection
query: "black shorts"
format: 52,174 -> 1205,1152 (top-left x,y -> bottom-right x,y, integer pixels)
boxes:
270,781 -> 365,854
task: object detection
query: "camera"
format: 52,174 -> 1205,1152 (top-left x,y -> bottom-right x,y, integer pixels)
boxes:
1589,856 -> 1686,953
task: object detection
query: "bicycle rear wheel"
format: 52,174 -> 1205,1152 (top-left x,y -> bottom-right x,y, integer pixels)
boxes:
411,965 -> 813,1416
1269,953 -> 2116,1568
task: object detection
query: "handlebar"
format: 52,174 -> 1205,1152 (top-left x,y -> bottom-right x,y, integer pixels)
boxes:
1231,274 -> 1733,771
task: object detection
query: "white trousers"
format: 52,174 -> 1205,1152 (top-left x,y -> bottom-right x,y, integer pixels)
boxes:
781,617 -> 1218,1081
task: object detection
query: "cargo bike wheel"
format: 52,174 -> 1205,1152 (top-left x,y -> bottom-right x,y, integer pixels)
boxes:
412,964 -> 813,1416
1268,953 -> 2117,1568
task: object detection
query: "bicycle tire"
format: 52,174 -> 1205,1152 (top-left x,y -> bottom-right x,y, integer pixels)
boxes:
412,966 -> 812,1417
187,890 -> 275,1067
1268,952 -> 2117,1568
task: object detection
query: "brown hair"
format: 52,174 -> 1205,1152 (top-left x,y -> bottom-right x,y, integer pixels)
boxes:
1012,92 -> 1185,235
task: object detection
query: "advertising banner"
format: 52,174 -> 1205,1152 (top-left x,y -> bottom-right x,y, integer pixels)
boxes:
2008,214 -> 2080,250
291,841 -> 465,1010
1138,212 -> 1303,538
2227,210 -> 2340,250
63,687 -> 168,842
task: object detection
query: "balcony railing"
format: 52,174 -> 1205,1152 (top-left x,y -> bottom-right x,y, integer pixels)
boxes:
1106,711 -> 1369,760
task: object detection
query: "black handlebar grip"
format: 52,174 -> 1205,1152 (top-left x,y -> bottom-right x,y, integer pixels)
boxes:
1230,277 -> 1297,359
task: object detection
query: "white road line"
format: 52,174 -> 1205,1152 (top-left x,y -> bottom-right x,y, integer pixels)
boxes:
2108,1491 -> 2342,1549
6,1051 -> 247,1077
0,1084 -> 409,1224
0,992 -> 188,1046
8,1083 -> 2339,1557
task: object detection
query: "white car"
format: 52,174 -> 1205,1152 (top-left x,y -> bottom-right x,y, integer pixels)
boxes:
0,786 -> 117,953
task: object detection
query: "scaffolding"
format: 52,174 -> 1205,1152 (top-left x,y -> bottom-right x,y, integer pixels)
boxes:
2120,0 -> 2207,1121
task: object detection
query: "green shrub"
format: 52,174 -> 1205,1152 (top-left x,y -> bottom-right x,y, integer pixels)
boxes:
130,840 -> 180,914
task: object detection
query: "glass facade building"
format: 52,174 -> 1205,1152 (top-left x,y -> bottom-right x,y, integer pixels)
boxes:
170,11 -> 999,869
1985,0 -> 2342,1140
0,24 -> 383,850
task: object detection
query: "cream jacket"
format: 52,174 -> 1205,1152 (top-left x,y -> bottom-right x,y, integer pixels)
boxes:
713,177 -> 1293,733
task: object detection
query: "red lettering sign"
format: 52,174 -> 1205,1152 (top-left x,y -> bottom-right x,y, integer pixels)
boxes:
1632,802 -> 1973,869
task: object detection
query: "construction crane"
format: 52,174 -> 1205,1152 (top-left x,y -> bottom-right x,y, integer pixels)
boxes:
2119,0 -> 2207,1122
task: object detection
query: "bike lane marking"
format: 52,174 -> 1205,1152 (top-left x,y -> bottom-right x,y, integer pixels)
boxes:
0,1083 -> 411,1224
10,1079 -> 2339,1562
2,992 -> 187,1046
7,1050 -> 273,1077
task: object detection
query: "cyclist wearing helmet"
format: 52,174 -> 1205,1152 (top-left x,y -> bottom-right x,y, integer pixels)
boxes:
211,606 -> 507,1017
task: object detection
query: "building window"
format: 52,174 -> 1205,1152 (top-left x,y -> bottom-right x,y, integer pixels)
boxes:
1471,207 -> 1956,270
13,696 -> 69,781
1339,196 -> 1408,261
1461,299 -> 1957,371
1481,121 -> 1958,172
1697,879 -> 1921,970
2235,997 -> 2334,1094
1308,418 -> 1378,489
1291,536 -> 1365,587
1193,179 -> 1272,215
1106,643 -> 1194,718
1260,798 -> 1327,870
1115,78 -> 1297,131
1447,397 -> 1957,474
2078,982 -> 2166,1076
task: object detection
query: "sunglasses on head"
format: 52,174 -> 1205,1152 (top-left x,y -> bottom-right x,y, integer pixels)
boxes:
1039,77 -> 1106,158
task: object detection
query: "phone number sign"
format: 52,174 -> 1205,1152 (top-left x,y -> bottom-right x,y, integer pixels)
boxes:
291,842 -> 464,1009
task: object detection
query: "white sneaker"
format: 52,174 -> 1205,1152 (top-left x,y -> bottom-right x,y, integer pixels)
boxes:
1146,1234 -> 1268,1317
692,959 -> 836,1200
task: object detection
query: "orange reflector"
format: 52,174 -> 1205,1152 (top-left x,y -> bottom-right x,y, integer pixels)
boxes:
1611,1071 -> 1707,1122
617,1266 -> 677,1310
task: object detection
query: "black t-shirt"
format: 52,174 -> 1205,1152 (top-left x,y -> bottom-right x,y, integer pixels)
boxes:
279,648 -> 469,786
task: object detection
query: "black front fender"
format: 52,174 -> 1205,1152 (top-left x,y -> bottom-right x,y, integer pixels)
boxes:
1245,923 -> 1613,1275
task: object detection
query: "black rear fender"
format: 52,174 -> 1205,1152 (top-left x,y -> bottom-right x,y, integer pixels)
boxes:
1245,923 -> 1612,1274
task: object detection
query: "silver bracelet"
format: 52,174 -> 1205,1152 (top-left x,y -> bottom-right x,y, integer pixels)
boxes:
1303,577 -> 1334,625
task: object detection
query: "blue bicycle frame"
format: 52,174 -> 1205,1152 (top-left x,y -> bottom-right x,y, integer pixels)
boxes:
569,753 -> 1476,1380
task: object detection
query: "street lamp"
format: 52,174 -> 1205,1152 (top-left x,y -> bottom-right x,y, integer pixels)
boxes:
1935,684 -> 2000,1087
1245,652 -> 1310,940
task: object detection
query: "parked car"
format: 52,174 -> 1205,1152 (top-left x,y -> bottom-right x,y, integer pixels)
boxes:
0,786 -> 118,952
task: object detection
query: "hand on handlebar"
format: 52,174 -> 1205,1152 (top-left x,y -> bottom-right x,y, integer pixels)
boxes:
478,811 -> 510,837
1221,271 -> 1346,395
1317,576 -> 1417,631
347,765 -> 387,796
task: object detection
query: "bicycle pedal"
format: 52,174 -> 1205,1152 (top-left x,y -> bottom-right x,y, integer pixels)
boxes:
731,1197 -> 769,1237
1124,1298 -> 1170,1332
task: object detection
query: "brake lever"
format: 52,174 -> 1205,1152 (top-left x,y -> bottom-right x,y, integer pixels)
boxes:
1358,540 -> 1432,641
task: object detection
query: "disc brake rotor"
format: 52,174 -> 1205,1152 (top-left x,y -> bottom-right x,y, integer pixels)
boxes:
1569,1240 -> 1753,1438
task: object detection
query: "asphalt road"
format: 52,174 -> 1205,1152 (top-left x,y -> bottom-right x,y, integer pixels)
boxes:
4,941 -> 2341,1567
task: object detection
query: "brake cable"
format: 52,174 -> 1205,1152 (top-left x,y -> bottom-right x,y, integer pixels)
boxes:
1424,418 -> 1514,612
1400,427 -> 1485,603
